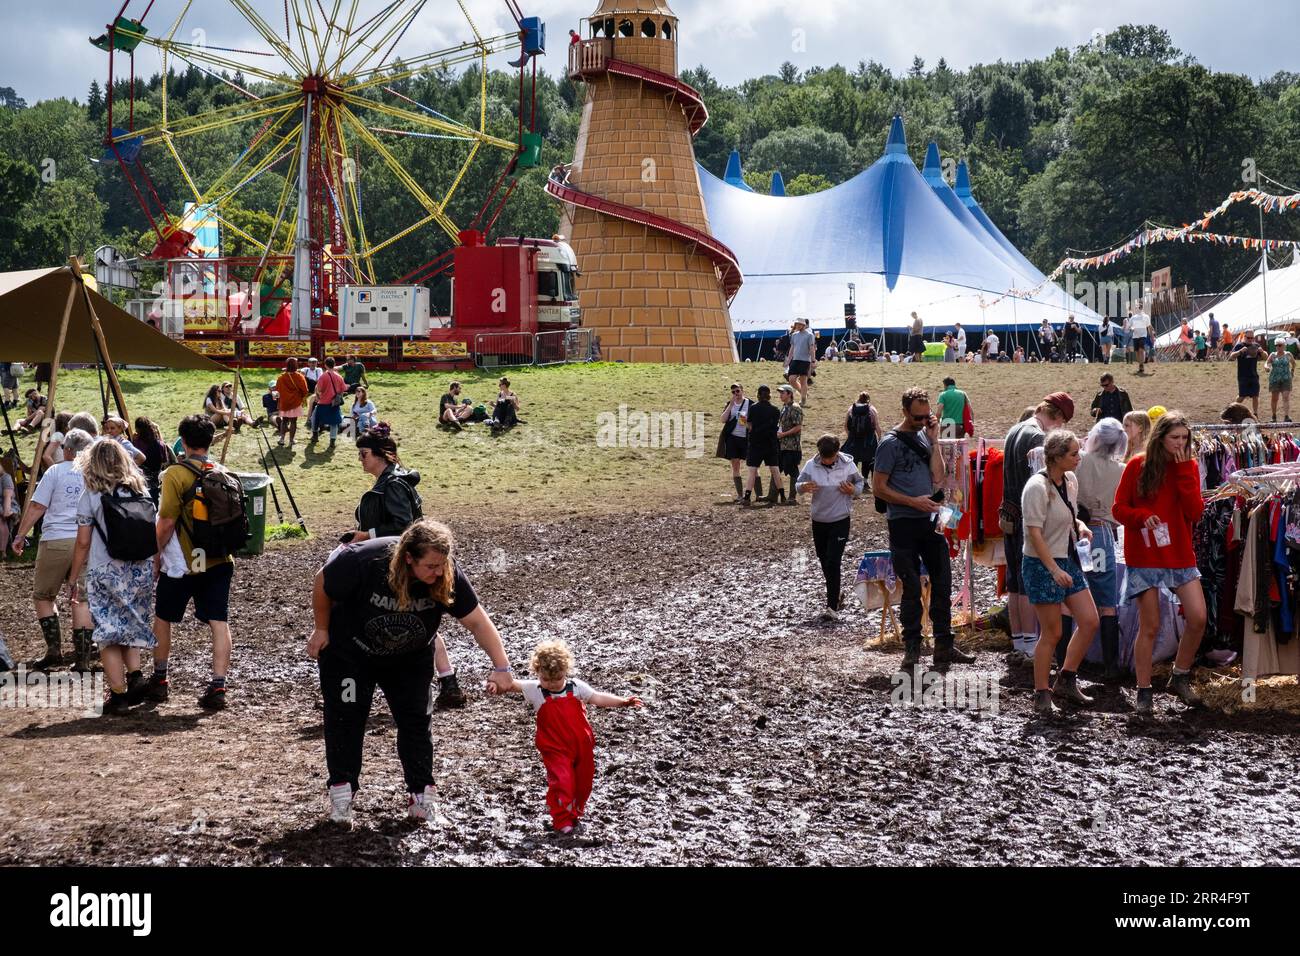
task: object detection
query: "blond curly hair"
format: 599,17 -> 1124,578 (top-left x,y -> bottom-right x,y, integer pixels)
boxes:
530,640 -> 574,683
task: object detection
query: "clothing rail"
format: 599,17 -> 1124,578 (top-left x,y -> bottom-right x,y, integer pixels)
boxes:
1189,421 -> 1297,432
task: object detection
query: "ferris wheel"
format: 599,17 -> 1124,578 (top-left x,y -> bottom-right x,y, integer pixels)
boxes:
92,0 -> 545,335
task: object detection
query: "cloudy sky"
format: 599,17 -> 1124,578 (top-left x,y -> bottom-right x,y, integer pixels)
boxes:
5,0 -> 1297,105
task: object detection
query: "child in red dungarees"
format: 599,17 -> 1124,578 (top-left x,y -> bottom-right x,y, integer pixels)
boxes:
501,640 -> 642,834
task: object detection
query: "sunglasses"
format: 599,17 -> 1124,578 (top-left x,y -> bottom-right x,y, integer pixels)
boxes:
911,414 -> 929,423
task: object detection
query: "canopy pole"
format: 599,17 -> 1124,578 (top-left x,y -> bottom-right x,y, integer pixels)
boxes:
17,261 -> 79,528
217,366 -> 242,465
77,258 -> 130,422
237,374 -> 285,523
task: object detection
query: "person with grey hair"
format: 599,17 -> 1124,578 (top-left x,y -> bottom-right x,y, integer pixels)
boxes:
67,412 -> 99,437
1077,418 -> 1128,681
1020,428 -> 1099,716
10,428 -> 97,671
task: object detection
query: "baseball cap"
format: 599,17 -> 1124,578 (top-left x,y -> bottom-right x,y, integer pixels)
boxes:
1044,391 -> 1074,422
777,384 -> 794,394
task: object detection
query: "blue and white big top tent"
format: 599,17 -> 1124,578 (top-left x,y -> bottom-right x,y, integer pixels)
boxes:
700,115 -> 1101,342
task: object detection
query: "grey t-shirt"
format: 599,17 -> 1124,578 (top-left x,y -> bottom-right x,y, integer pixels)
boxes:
1003,417 -> 1046,509
789,329 -> 815,362
874,429 -> 935,520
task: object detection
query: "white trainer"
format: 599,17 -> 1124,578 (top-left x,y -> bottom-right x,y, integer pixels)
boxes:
407,785 -> 441,825
328,783 -> 354,828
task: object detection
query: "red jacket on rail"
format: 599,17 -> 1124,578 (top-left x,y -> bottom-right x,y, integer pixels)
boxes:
1112,455 -> 1203,569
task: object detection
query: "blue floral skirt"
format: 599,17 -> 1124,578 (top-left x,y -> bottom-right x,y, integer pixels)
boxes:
86,562 -> 158,649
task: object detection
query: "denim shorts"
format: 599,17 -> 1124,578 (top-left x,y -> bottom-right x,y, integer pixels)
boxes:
1021,554 -> 1089,605
1084,523 -> 1118,609
1123,565 -> 1201,604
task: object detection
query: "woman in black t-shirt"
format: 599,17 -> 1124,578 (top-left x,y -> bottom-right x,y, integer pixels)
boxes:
132,416 -> 171,503
308,519 -> 513,828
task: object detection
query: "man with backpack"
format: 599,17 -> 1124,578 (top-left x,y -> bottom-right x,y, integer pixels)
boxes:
872,387 -> 976,670
148,415 -> 249,709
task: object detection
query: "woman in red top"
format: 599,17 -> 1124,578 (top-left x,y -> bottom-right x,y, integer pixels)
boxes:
1112,410 -> 1206,715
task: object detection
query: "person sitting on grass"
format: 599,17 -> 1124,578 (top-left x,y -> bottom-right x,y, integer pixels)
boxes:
261,380 -> 280,430
220,383 -> 255,432
489,377 -> 520,432
491,638 -> 642,835
204,384 -> 230,429
341,354 -> 369,395
351,386 -> 377,437
438,381 -> 474,430
14,389 -> 48,434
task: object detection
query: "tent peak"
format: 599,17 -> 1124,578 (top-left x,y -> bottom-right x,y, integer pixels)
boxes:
884,114 -> 908,156
770,170 -> 786,196
922,142 -> 946,186
955,159 -> 973,199
724,149 -> 753,191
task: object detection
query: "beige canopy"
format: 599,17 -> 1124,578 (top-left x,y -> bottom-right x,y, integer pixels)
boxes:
0,266 -> 226,371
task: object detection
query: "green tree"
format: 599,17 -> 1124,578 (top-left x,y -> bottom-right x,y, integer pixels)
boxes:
749,125 -> 854,182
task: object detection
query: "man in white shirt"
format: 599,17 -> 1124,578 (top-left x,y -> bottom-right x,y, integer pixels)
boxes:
983,330 -> 1000,360
1126,307 -> 1152,374
954,322 -> 967,360
10,429 -> 97,670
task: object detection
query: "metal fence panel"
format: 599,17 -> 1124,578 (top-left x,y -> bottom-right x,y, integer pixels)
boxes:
474,333 -> 535,368
534,328 -> 592,366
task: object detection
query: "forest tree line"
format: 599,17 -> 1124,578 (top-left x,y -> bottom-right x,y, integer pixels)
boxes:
1,24 -> 1297,303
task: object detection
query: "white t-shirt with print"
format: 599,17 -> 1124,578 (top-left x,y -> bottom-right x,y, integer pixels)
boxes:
31,461 -> 84,540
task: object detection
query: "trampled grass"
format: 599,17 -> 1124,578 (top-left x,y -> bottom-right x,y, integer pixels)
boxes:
3,357 -> 1241,535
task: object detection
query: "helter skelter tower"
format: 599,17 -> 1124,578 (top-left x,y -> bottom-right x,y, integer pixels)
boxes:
546,0 -> 741,363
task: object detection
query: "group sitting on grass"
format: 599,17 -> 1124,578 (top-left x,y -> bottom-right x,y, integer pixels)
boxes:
438,377 -> 521,433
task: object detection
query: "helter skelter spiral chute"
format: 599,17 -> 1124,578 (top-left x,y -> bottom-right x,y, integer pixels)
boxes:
93,0 -> 545,338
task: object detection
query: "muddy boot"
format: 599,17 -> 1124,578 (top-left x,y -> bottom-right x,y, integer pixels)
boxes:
777,488 -> 786,504
934,641 -> 976,665
786,475 -> 798,505
755,476 -> 764,499
1032,689 -> 1056,717
434,669 -> 467,710
1168,671 -> 1204,708
1100,616 -> 1121,682
1052,670 -> 1095,706
741,490 -> 752,508
900,643 -> 921,669
732,476 -> 744,503
1133,687 -> 1154,716
70,628 -> 98,673
764,483 -> 779,505
29,615 -> 64,670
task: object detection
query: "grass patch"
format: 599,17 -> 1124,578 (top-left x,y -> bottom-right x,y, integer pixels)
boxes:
265,522 -> 310,541
2,359 -> 1239,531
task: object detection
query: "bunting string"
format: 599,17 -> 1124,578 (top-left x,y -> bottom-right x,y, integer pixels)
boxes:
983,186 -> 1300,309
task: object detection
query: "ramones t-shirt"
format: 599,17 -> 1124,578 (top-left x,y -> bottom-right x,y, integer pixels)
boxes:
323,538 -> 479,656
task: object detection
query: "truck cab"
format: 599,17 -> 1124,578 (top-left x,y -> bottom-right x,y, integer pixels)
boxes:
497,235 -> 581,329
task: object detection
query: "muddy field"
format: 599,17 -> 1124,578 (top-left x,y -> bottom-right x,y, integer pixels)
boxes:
2,500 -> 1298,867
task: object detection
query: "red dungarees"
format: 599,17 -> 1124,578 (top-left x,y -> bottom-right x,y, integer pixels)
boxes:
535,682 -> 596,829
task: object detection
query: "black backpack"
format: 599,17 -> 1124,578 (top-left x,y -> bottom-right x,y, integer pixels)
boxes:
848,403 -> 875,440
91,485 -> 159,562
395,469 -> 424,522
178,461 -> 249,560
